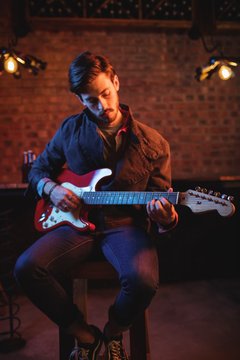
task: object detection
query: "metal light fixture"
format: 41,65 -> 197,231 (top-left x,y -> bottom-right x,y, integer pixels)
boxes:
0,47 -> 47,79
195,56 -> 239,81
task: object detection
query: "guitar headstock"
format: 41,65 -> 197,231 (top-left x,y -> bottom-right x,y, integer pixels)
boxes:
179,187 -> 235,217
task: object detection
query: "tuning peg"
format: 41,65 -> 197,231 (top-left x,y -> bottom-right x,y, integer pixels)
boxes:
227,195 -> 234,202
208,190 -> 214,195
202,188 -> 208,194
195,186 -> 202,192
221,194 -> 228,200
214,192 -> 221,197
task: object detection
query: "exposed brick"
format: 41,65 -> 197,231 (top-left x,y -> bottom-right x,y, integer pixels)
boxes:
0,29 -> 240,183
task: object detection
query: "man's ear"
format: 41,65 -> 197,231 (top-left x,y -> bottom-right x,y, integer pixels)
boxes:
113,74 -> 120,91
75,93 -> 84,104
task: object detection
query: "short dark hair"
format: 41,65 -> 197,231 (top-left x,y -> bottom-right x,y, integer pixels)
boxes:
68,51 -> 116,95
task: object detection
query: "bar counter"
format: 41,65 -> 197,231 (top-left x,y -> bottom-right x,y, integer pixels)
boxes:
0,182 -> 39,255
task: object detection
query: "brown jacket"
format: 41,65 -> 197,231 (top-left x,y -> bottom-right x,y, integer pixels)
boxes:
28,104 -> 172,232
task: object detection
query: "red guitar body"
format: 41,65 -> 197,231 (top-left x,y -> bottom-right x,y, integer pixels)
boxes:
34,168 -> 112,232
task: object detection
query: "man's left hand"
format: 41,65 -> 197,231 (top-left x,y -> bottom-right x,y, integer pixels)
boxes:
146,188 -> 177,227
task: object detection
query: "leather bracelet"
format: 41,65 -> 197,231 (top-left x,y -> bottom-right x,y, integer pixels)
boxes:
48,183 -> 58,199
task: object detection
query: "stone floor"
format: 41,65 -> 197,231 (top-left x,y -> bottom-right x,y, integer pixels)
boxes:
1,277 -> 240,360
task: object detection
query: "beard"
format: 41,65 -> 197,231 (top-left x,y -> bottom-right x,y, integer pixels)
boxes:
95,99 -> 120,126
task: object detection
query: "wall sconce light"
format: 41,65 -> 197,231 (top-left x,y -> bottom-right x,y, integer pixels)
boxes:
218,64 -> 235,80
195,56 -> 239,81
4,55 -> 18,73
0,47 -> 47,79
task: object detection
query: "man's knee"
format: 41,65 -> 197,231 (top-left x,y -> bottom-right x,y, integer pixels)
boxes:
14,252 -> 39,284
120,269 -> 159,298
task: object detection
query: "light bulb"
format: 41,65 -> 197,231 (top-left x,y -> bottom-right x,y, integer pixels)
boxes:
218,65 -> 234,80
4,56 -> 18,73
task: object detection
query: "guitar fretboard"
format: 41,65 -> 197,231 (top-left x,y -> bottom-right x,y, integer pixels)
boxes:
82,191 -> 179,205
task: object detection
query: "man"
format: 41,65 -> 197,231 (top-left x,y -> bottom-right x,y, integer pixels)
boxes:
15,51 -> 178,360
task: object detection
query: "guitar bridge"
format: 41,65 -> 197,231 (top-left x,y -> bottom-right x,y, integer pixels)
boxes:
39,212 -> 46,222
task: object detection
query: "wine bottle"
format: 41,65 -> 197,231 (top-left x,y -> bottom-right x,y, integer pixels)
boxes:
21,151 -> 28,183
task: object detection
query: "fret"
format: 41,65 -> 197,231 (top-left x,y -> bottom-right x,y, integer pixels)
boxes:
138,192 -> 146,204
83,192 -> 90,204
168,193 -> 177,204
145,192 -> 156,202
107,193 -> 115,205
132,192 -> 140,204
127,193 -> 133,205
111,192 -> 117,205
96,193 -> 102,204
119,193 -> 125,204
145,193 -> 152,202
116,192 -> 123,205
122,193 -> 127,204
113,192 -> 120,205
155,192 -> 164,201
92,192 -> 98,204
88,192 -> 94,204
102,192 -> 110,204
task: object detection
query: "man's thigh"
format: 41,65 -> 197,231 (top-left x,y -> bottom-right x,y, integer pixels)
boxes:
21,225 -> 98,273
100,226 -> 159,280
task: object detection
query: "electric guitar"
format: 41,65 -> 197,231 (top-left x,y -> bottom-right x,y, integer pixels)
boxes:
34,168 -> 235,232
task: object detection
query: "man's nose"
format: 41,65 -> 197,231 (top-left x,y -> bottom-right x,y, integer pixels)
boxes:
98,98 -> 107,111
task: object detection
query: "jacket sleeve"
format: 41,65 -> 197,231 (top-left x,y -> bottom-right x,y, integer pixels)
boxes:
147,138 -> 172,192
147,138 -> 178,234
27,123 -> 67,196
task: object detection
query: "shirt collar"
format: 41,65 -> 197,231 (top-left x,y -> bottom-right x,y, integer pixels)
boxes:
83,104 -> 131,136
117,106 -> 130,136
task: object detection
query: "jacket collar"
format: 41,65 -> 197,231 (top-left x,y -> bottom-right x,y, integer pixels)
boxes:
83,103 -> 162,160
122,104 -> 163,160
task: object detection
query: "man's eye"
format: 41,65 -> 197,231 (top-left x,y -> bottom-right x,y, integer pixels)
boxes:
88,99 -> 97,104
103,91 -> 110,97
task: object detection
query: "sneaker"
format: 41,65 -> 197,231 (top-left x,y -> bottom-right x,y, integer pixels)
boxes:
104,335 -> 129,360
69,325 -> 103,360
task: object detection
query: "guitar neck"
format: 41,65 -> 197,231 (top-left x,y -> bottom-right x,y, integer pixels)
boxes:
82,191 -> 180,205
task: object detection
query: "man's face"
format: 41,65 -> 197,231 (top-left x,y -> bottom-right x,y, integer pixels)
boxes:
79,72 -> 121,126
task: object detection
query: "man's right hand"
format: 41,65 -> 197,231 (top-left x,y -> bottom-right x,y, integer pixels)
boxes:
44,182 -> 80,212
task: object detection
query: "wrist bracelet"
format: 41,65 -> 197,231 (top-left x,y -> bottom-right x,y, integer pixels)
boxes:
42,179 -> 53,194
48,183 -> 58,199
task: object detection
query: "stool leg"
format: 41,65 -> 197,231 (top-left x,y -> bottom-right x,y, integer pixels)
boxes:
59,279 -> 75,360
59,329 -> 75,360
129,310 -> 151,360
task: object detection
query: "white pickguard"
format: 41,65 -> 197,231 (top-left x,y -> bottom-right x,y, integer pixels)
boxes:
40,168 -> 112,231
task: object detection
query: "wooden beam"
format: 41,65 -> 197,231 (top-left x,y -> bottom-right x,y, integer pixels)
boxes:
27,17 -> 240,33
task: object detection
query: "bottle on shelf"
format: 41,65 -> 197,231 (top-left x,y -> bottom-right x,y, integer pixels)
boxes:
21,150 -> 36,183
21,151 -> 28,183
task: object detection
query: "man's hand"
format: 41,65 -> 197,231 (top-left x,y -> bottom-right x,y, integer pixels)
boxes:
146,188 -> 177,228
48,184 -> 80,212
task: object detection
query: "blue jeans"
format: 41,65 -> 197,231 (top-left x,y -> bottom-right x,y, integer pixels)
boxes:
14,225 -> 159,328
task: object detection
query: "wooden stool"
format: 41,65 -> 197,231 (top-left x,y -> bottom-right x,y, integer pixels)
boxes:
59,261 -> 151,360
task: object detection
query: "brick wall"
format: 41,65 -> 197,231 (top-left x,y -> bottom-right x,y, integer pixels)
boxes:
0,28 -> 240,183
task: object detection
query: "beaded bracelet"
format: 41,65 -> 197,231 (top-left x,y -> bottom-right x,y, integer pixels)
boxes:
48,183 -> 58,199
